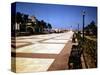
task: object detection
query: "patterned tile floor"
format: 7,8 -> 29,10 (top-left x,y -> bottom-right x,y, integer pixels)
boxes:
11,31 -> 74,72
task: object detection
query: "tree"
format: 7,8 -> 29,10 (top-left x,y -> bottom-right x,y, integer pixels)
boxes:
16,12 -> 30,32
16,12 -> 23,24
23,14 -> 29,32
84,21 -> 97,36
23,14 -> 29,23
40,20 -> 48,31
90,21 -> 97,36
16,12 -> 23,32
47,23 -> 52,29
41,20 -> 47,28
33,18 -> 41,33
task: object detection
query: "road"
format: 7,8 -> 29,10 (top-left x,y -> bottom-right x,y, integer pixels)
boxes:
11,31 -> 74,72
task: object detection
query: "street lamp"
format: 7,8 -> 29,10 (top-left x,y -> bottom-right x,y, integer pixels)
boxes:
82,10 -> 88,68
77,23 -> 79,33
82,10 -> 85,41
70,25 -> 72,31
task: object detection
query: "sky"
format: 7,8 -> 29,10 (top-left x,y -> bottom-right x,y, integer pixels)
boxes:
15,2 -> 97,30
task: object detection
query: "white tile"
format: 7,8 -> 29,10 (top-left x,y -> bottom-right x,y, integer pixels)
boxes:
13,57 -> 54,72
16,43 -> 65,54
43,39 -> 69,43
17,38 -> 43,43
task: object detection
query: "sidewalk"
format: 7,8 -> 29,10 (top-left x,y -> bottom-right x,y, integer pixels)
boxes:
11,31 -> 74,72
48,40 -> 72,71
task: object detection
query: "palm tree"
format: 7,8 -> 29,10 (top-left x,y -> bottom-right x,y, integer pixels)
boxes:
47,23 -> 52,33
34,19 -> 40,33
16,12 -> 23,24
37,20 -> 42,33
41,20 -> 48,31
16,12 -> 23,32
48,23 -> 52,29
23,14 -> 29,32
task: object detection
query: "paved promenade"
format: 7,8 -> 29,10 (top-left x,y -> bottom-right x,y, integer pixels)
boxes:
11,31 -> 74,72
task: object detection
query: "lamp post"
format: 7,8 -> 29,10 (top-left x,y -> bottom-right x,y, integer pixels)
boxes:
82,10 -> 85,41
82,10 -> 88,68
70,25 -> 72,31
77,24 -> 79,33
